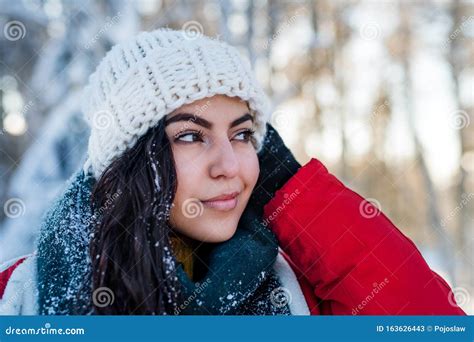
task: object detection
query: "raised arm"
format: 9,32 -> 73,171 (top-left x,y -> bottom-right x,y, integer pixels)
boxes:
263,158 -> 466,315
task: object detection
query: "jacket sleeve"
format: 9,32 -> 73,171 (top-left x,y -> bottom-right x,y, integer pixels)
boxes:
0,254 -> 38,315
263,158 -> 466,315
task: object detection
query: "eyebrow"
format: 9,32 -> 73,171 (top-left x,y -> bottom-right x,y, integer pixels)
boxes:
164,113 -> 253,129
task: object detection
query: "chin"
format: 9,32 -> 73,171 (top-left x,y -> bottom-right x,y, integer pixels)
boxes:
170,212 -> 242,243
199,225 -> 237,243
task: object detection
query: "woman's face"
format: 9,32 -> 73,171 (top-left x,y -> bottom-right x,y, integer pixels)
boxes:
164,95 -> 260,243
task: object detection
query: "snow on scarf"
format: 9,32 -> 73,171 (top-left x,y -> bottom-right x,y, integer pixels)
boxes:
36,170 -> 290,315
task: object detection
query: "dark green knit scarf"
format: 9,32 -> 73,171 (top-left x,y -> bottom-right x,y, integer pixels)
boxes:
36,170 -> 290,315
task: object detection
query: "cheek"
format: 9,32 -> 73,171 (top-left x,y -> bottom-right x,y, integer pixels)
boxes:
239,149 -> 260,192
168,151 -> 212,240
170,145 -> 203,206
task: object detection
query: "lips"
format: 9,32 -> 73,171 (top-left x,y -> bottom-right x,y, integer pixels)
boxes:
203,192 -> 240,202
201,191 -> 239,211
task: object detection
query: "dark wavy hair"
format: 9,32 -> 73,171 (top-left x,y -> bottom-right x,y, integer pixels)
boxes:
89,117 -> 183,314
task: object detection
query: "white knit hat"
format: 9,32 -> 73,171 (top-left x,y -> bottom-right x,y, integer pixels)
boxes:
82,28 -> 271,180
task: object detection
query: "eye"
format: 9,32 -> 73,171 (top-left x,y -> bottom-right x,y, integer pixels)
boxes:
174,130 -> 204,143
233,129 -> 255,142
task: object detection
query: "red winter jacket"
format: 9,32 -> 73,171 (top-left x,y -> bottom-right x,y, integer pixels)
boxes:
0,158 -> 467,315
263,158 -> 466,315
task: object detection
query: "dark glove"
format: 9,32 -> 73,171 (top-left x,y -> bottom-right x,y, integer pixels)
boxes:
248,123 -> 301,216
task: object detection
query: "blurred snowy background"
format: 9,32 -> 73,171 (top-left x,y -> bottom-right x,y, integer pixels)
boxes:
0,0 -> 472,313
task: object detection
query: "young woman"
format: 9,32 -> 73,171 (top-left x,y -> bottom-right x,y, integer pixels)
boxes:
0,28 -> 466,315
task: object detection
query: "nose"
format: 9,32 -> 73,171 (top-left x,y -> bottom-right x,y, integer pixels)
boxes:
209,138 -> 239,179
